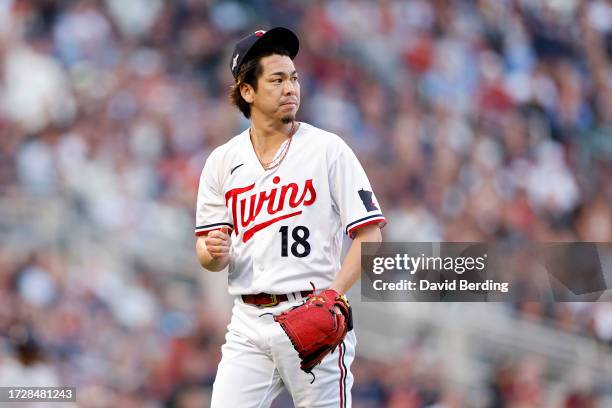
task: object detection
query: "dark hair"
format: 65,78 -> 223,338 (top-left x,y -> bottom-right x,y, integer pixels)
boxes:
229,46 -> 291,118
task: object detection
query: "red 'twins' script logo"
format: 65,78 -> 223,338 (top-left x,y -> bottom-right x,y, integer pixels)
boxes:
225,176 -> 317,242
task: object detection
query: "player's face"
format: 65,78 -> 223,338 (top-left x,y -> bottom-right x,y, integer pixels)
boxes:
252,54 -> 300,123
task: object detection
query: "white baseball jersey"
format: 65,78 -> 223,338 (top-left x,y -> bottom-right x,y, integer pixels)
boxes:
195,121 -> 386,295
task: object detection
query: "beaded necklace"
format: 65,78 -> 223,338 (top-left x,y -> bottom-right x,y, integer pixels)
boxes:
250,121 -> 298,170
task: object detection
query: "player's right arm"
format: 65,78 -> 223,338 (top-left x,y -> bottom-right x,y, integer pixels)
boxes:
196,228 -> 231,272
194,149 -> 233,272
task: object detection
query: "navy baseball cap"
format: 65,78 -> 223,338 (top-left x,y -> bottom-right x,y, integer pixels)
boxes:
230,27 -> 299,79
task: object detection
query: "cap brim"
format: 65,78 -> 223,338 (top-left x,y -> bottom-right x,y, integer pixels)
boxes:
242,27 -> 299,66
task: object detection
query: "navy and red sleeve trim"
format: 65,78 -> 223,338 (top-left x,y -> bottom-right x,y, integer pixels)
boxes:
195,222 -> 234,236
346,214 -> 386,238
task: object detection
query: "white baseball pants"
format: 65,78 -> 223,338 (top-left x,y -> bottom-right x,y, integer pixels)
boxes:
210,294 -> 356,408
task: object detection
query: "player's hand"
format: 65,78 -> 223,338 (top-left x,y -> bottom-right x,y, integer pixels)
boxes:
204,228 -> 231,261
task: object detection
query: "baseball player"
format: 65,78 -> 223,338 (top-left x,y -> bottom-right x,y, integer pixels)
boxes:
195,27 -> 385,408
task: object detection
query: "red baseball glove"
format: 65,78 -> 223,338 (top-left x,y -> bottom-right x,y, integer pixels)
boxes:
274,286 -> 352,374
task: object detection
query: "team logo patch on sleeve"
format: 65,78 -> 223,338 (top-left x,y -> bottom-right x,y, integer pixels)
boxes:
358,189 -> 377,211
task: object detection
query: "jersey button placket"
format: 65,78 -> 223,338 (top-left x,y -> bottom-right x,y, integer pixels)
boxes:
253,239 -> 264,276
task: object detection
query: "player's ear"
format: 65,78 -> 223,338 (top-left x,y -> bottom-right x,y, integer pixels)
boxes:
240,82 -> 255,104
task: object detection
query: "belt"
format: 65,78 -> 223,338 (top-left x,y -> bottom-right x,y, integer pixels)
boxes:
242,291 -> 313,307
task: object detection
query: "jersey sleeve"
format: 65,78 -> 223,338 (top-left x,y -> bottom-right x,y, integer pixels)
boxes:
195,151 -> 233,236
329,142 -> 386,239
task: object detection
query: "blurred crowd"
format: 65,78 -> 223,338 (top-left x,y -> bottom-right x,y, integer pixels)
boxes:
0,0 -> 611,406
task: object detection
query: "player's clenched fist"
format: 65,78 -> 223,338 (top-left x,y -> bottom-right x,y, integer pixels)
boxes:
204,228 -> 231,261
